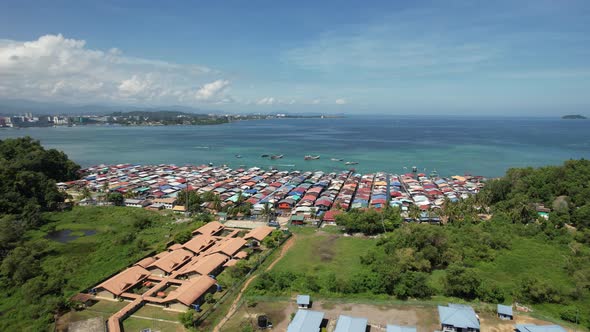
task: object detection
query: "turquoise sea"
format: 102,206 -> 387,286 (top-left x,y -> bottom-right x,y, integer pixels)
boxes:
1,116 -> 589,177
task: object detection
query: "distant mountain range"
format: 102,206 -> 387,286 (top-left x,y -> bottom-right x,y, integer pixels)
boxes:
0,99 -> 214,116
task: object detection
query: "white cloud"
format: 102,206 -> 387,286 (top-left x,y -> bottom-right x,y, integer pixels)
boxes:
335,98 -> 347,105
0,34 -> 231,105
256,97 -> 276,105
194,79 -> 230,101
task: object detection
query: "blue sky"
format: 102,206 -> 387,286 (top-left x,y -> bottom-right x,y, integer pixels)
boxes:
0,0 -> 589,114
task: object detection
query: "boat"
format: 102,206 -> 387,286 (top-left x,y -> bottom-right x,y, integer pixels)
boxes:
261,154 -> 269,158
331,158 -> 343,161
270,154 -> 283,160
235,154 -> 242,158
304,155 -> 320,160
345,161 -> 359,165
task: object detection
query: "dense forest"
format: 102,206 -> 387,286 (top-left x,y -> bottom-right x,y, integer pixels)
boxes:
0,137 -> 80,247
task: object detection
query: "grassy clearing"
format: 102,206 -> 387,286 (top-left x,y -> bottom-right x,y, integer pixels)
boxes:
270,233 -> 374,279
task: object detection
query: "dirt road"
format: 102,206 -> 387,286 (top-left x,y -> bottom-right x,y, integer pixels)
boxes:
212,235 -> 295,332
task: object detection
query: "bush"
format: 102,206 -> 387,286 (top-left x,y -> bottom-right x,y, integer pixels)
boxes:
174,230 -> 192,244
516,277 -> 564,304
444,265 -> 481,300
559,306 -> 579,323
178,309 -> 196,327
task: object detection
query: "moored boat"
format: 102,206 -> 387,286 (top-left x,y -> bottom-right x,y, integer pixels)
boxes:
270,154 -> 283,160
304,155 -> 321,160
345,161 -> 359,165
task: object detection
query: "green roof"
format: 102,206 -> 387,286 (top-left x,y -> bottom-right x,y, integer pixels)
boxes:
290,215 -> 305,221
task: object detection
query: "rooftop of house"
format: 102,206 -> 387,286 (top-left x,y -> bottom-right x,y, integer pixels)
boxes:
287,309 -> 324,332
334,315 -> 368,332
176,252 -> 228,277
438,303 -> 480,330
147,248 -> 193,273
497,304 -> 513,316
192,221 -> 225,236
297,294 -> 311,305
97,265 -> 150,296
515,325 -> 567,332
244,226 -> 275,242
182,234 -> 216,254
169,275 -> 217,306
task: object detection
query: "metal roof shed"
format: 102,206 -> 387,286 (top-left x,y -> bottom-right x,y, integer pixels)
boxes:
296,294 -> 310,307
287,309 -> 324,332
497,304 -> 513,319
514,325 -> 567,332
438,303 -> 480,331
334,315 -> 368,332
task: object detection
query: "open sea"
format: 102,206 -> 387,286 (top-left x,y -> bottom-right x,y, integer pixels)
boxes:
1,115 -> 589,177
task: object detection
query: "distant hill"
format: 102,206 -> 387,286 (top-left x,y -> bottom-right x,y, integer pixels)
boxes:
562,114 -> 587,119
0,98 -> 219,116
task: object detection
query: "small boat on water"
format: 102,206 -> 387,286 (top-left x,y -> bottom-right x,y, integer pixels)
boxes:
345,161 -> 359,165
235,154 -> 242,158
304,155 -> 320,160
261,154 -> 269,158
331,158 -> 343,161
270,154 -> 283,160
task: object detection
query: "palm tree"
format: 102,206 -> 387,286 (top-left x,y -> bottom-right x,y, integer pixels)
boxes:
310,207 -> 318,220
261,202 -> 273,223
212,195 -> 222,212
100,182 -> 109,202
80,187 -> 93,202
408,204 -> 421,222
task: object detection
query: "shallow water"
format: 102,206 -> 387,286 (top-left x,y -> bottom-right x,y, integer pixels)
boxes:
1,115 -> 589,177
45,229 -> 97,243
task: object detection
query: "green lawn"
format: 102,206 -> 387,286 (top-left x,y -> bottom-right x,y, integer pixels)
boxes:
122,316 -> 185,332
270,233 -> 375,279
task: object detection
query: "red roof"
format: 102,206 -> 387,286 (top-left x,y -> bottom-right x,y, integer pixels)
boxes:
323,209 -> 342,222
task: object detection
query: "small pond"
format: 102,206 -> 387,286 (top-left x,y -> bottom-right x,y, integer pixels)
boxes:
45,229 -> 97,243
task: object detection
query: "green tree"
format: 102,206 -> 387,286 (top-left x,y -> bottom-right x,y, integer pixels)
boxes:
107,192 -> 124,206
443,265 -> 482,300
178,309 -> 196,327
573,205 -> 590,230
174,230 -> 192,244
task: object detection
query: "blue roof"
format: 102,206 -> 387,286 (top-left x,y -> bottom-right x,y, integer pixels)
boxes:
296,294 -> 310,305
515,325 -> 567,332
287,310 -> 324,332
497,304 -> 513,316
387,325 -> 417,332
438,304 -> 480,330
334,315 -> 368,332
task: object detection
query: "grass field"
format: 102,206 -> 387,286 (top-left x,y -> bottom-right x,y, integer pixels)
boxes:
123,316 -> 185,332
269,233 -> 375,279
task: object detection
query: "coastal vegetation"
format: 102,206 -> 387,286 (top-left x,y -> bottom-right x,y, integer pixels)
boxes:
108,110 -> 230,126
251,160 -> 590,328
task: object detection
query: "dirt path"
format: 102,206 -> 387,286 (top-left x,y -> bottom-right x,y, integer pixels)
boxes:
212,235 -> 296,332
